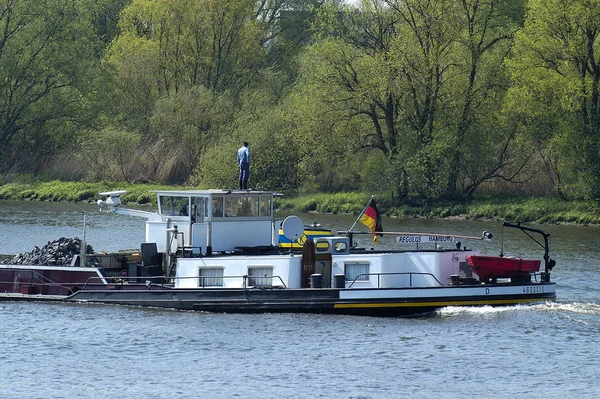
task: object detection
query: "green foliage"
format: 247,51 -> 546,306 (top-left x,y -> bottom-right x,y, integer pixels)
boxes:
110,0 -> 265,96
508,0 -> 600,199
105,32 -> 161,133
148,86 -> 235,181
297,0 -> 523,201
75,127 -> 142,183
0,0 -> 113,174
300,199 -> 318,212
4,0 -> 600,204
192,108 -> 307,191
277,192 -> 600,224
463,196 -> 600,224
358,151 -> 398,197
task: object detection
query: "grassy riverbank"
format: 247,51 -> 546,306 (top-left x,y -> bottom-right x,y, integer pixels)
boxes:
280,192 -> 600,225
1,180 -> 599,225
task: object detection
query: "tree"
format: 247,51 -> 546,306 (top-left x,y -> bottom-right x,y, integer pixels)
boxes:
257,0 -> 326,75
90,0 -> 130,46
508,0 -> 600,199
0,0 -> 107,173
297,0 -> 527,200
104,0 -> 329,186
77,126 -> 141,183
443,0 -> 524,199
104,0 -> 273,183
302,1 -> 410,196
109,0 -> 266,98
148,86 -> 234,183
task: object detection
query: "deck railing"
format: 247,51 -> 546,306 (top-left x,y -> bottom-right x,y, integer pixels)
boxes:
2,269 -> 549,296
79,271 -> 444,290
347,271 -> 444,289
80,274 -> 288,291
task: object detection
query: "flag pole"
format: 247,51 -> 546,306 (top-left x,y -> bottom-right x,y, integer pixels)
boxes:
349,195 -> 374,232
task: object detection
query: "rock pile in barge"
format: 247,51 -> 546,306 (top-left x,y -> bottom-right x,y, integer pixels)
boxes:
1,237 -> 94,266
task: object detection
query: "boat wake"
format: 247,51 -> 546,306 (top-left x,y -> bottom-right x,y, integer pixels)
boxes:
435,304 -> 541,317
543,301 -> 600,316
436,301 -> 600,318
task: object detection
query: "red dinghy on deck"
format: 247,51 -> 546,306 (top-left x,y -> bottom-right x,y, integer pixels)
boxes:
466,255 -> 541,280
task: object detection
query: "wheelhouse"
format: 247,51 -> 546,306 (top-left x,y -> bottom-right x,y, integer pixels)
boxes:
148,190 -> 277,255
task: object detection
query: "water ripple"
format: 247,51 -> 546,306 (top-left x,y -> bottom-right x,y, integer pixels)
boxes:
547,301 -> 600,315
3,204 -> 600,398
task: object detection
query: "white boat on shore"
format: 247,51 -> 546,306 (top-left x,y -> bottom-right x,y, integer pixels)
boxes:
0,189 -> 556,316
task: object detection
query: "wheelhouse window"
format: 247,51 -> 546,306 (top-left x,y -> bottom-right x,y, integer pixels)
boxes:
199,267 -> 223,287
224,196 -> 258,217
191,197 -> 206,223
248,266 -> 273,287
159,196 -> 190,216
345,262 -> 370,282
212,197 -> 224,217
259,197 -> 271,216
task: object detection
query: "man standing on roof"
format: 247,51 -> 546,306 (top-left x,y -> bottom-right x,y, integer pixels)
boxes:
237,141 -> 250,190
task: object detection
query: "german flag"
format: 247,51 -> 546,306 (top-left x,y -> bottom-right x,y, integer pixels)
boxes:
359,198 -> 383,245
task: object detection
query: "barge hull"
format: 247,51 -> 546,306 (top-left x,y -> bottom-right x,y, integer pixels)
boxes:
61,283 -> 556,316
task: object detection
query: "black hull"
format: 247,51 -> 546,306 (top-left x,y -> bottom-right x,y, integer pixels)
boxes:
63,285 -> 557,317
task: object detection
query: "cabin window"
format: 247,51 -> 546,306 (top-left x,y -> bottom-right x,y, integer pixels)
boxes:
315,240 -> 330,252
192,197 -> 206,223
224,197 -> 237,217
238,197 -> 257,216
160,196 -> 189,216
212,197 -> 224,217
224,196 -> 258,217
259,197 -> 271,216
345,262 -> 370,282
248,266 -> 273,287
334,241 -> 348,253
199,267 -> 223,287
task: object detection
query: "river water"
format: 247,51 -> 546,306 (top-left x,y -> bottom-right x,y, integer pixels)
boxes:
1,200 -> 599,398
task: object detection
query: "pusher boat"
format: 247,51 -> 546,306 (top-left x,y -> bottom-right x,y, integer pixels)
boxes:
0,190 -> 556,316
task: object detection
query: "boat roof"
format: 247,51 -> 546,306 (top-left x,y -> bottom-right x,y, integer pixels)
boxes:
151,189 -> 282,196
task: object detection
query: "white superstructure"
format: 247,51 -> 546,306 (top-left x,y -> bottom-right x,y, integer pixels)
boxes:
101,189 -> 278,253
98,189 -> 490,292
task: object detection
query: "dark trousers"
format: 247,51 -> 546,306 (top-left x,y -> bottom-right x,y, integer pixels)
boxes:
239,162 -> 249,189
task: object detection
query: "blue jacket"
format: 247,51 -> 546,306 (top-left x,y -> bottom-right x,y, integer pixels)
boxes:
237,145 -> 250,165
